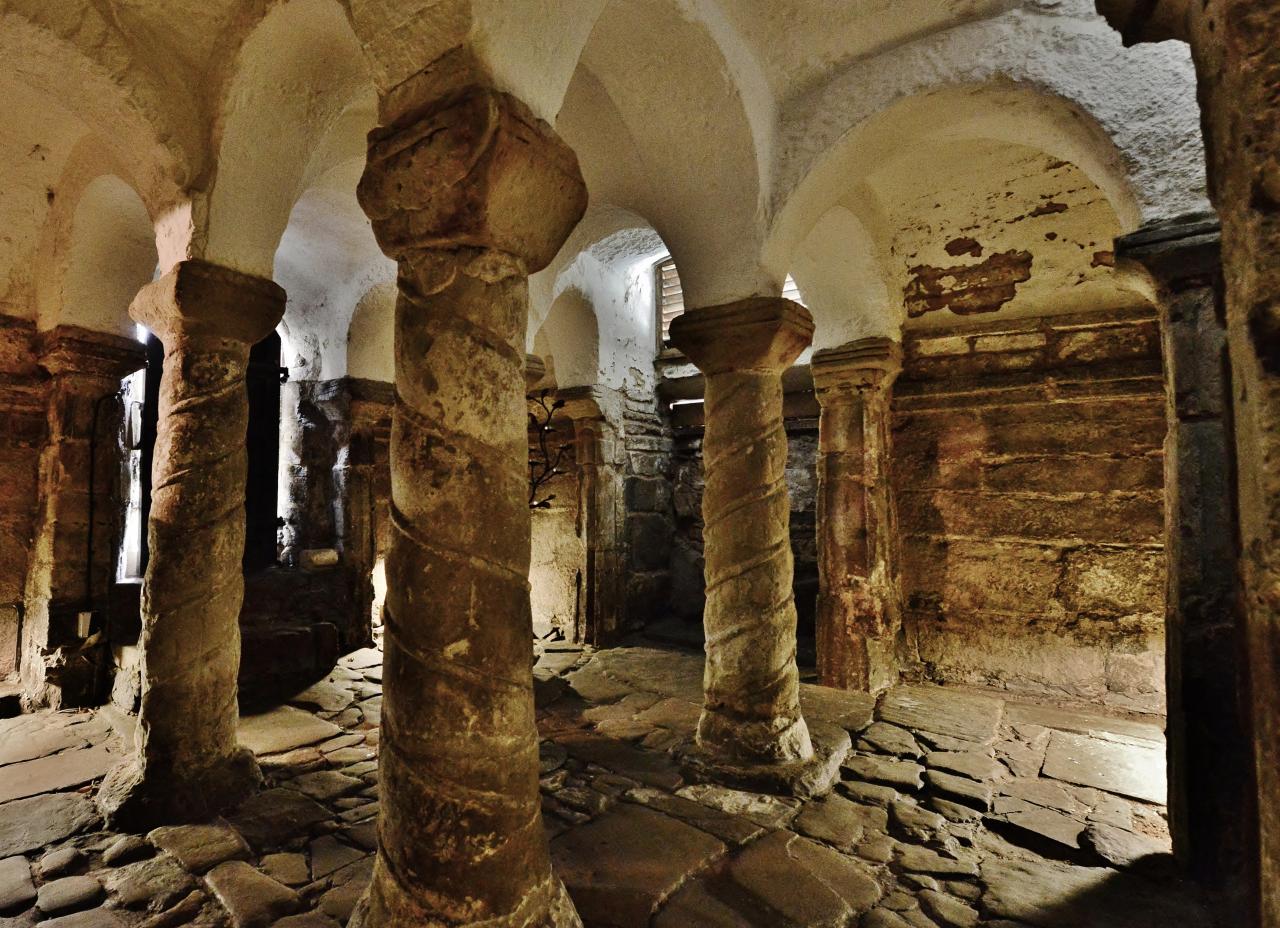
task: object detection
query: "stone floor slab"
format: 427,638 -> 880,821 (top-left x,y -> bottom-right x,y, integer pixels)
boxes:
0,855 -> 35,913
727,830 -> 881,926
1041,731 -> 1166,804
237,708 -> 341,757
0,744 -> 116,804
551,803 -> 725,928
148,823 -> 250,873
878,687 -> 1003,745
0,793 -> 100,858
205,860 -> 300,928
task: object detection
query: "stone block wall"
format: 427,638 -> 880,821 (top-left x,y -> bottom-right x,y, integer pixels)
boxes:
624,391 -> 676,632
0,316 -> 45,681
892,308 -> 1167,712
529,418 -> 582,640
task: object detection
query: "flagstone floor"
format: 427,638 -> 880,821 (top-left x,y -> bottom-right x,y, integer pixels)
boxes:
0,639 -> 1212,928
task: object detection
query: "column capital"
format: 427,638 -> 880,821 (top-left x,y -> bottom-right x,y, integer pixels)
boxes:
1115,213 -> 1221,291
669,297 -> 813,376
36,325 -> 146,381
812,337 -> 902,398
524,353 -> 551,394
358,84 -> 587,284
129,260 -> 285,346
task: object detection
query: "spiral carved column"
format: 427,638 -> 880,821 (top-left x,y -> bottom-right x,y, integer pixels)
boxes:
812,337 -> 903,694
670,298 -> 849,796
351,82 -> 587,928
99,260 -> 284,828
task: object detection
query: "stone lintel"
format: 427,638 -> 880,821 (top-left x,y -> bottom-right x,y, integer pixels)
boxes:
35,326 -> 146,382
668,297 -> 814,376
129,260 -> 285,346
358,84 -> 587,275
1115,213 -> 1221,290
812,337 -> 903,397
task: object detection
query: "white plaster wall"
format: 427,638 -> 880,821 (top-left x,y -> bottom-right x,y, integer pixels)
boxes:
347,282 -> 396,384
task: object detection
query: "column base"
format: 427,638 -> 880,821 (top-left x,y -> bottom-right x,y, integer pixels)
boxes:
349,862 -> 582,928
680,722 -> 851,800
97,747 -> 261,831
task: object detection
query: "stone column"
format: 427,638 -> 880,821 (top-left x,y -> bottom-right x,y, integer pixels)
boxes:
352,82 -> 587,928
560,388 -> 626,645
98,260 -> 285,828
343,378 -> 393,637
22,327 -> 146,709
1117,217 -> 1248,910
669,298 -> 848,797
811,337 -> 903,694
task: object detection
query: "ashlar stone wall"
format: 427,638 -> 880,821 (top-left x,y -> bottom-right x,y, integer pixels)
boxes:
892,307 -> 1167,712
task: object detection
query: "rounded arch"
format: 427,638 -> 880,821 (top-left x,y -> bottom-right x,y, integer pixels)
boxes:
767,8 -> 1208,277
203,0 -> 376,277
533,290 -> 600,391
347,281 -> 396,383
557,0 -> 774,308
36,172 -> 157,338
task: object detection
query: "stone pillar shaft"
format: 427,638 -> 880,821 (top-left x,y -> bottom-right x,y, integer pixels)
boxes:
813,338 -> 903,694
22,328 -> 145,708
353,82 -> 586,928
99,260 -> 284,828
669,298 -> 815,766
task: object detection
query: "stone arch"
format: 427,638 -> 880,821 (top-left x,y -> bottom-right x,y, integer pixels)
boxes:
203,0 -> 376,278
533,290 -> 600,390
346,281 -> 396,384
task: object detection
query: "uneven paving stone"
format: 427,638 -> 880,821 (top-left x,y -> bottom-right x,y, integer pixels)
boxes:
1041,732 -> 1166,804
354,697 -> 380,727
918,889 -> 978,927
675,785 -> 800,829
316,858 -> 373,923
793,794 -> 873,850
539,741 -> 568,775
238,708 -> 342,757
551,803 -> 725,928
38,848 -> 84,878
1003,704 -> 1165,744
843,755 -> 924,791
996,738 -> 1048,779
0,794 -> 100,859
136,888 -> 206,928
839,781 -> 899,807
990,799 -> 1086,849
103,854 -> 195,910
284,772 -> 363,803
205,861 -> 301,928
37,909 -> 125,928
889,801 -> 949,846
36,876 -> 102,916
728,831 -> 880,926
980,855 -> 1205,927
856,834 -> 896,864
863,907 -> 914,928
226,789 -> 331,852
653,880 -> 757,927
0,744 -> 116,804
925,751 -> 1005,782
272,912 -> 341,928
623,789 -> 761,845
557,731 -> 683,790
1084,822 -> 1170,868
633,697 -> 701,731
307,837 -> 365,880
878,687 -> 1003,745
102,835 -> 150,866
895,845 -> 979,878
259,854 -> 309,888
799,684 -> 877,734
928,798 -> 984,825
556,784 -> 612,817
339,648 -> 381,670
859,722 -> 923,759
0,727 -> 87,767
0,856 -> 35,913
925,770 -> 993,811
289,680 -> 355,715
148,824 -> 249,874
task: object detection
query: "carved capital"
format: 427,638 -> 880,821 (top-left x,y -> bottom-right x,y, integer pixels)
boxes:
129,260 -> 285,347
812,337 -> 903,401
669,297 -> 813,376
358,85 -> 587,277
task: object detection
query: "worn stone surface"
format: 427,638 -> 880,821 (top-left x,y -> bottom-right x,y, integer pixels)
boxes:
0,793 -> 99,858
0,744 -> 116,804
1083,822 -> 1169,868
669,298 -> 817,768
237,708 -> 341,757
878,687 -> 1003,744
147,823 -> 249,873
843,754 -> 923,791
727,830 -> 880,925
35,876 -> 102,916
1041,732 -> 1165,804
225,789 -> 330,852
38,848 -> 83,878
551,804 -> 724,927
204,861 -> 300,928
102,854 -> 194,910
0,856 -> 35,913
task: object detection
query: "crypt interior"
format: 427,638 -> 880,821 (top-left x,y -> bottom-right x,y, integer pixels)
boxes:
0,0 -> 1278,926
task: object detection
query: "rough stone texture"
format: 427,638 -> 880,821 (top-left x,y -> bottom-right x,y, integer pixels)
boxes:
893,311 -> 1166,712
668,298 -> 818,772
350,81 -> 587,928
878,687 -> 1003,745
225,789 -> 330,853
36,875 -> 102,916
20,327 -> 146,709
0,855 -> 35,913
550,803 -> 724,927
97,260 -> 285,829
102,854 -> 194,910
147,823 -> 249,873
0,743 -> 116,803
1040,731 -> 1165,804
204,860 -> 300,928
812,337 -> 904,693
0,793 -> 99,858
727,830 -> 880,925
